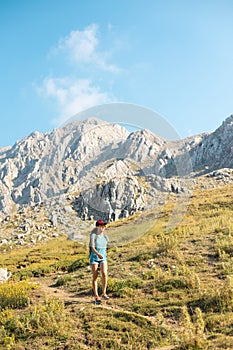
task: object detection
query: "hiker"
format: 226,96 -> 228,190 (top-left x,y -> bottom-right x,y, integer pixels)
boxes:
89,220 -> 109,304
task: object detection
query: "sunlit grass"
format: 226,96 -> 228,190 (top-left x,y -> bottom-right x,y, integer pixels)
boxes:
0,281 -> 38,310
0,183 -> 232,348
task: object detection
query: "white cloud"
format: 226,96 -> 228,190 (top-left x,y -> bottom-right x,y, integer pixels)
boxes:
39,77 -> 114,125
36,24 -> 121,125
53,24 -> 120,73
57,24 -> 98,63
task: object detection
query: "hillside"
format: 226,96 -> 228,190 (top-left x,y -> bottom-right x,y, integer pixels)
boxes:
0,179 -> 232,349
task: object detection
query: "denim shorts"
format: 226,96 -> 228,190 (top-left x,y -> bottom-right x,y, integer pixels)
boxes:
90,251 -> 107,265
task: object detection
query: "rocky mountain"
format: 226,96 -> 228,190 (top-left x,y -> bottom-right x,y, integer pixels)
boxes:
189,115 -> 233,171
153,115 -> 233,177
0,115 -> 233,225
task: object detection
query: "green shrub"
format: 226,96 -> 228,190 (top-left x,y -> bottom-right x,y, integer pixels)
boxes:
107,277 -> 143,297
214,234 -> 233,259
13,269 -> 34,281
0,325 -> 15,348
156,234 -> 179,254
13,260 -> 76,281
219,260 -> 233,276
178,306 -> 207,350
205,312 -> 233,334
157,278 -> 187,292
54,275 -> 73,287
129,252 -> 154,262
173,266 -> 201,291
67,258 -> 89,272
132,300 -> 159,316
189,277 -> 233,313
0,298 -> 69,343
0,281 -> 37,310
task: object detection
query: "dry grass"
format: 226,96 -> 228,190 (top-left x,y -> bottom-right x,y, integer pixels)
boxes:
0,183 -> 232,349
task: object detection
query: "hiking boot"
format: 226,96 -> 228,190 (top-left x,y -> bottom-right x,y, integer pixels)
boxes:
94,296 -> 101,305
101,294 -> 110,300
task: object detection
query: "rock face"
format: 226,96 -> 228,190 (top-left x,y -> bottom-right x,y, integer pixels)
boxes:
155,115 -> 233,177
73,176 -> 146,222
0,115 -> 233,221
0,118 -> 129,218
189,115 -> 233,171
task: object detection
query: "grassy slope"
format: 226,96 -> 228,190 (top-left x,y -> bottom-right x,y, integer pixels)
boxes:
0,183 -> 232,349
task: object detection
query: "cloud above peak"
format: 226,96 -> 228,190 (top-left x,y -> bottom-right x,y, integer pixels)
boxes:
53,24 -> 120,73
36,24 -> 122,126
39,77 -> 114,126
57,24 -> 98,63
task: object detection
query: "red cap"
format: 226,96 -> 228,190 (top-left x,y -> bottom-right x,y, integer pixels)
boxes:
96,220 -> 107,227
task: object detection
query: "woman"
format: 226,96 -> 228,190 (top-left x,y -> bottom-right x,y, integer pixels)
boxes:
89,219 -> 109,304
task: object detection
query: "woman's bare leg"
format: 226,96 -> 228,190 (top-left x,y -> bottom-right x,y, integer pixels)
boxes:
100,262 -> 108,295
91,264 -> 99,297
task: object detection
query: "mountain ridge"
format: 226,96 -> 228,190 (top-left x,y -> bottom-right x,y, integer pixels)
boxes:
0,115 -> 233,223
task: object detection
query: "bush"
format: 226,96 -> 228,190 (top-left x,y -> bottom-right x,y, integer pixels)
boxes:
67,258 -> 89,272
129,252 -> 154,262
0,281 -> 37,310
178,306 -> 207,350
214,234 -> 233,259
189,277 -> 233,313
107,277 -> 143,297
0,298 -> 69,343
205,312 -> 233,334
54,275 -> 73,287
156,234 -> 179,254
157,278 -> 187,292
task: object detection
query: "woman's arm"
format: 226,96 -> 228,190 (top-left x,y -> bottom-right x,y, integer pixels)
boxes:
90,237 -> 103,259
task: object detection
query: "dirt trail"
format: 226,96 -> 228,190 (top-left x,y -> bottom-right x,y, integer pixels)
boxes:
32,276 -> 91,305
33,276 -> 158,323
31,276 -> 176,350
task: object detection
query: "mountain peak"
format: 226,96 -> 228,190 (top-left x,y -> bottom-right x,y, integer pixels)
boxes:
222,114 -> 233,127
62,116 -> 107,131
1,115 -> 233,220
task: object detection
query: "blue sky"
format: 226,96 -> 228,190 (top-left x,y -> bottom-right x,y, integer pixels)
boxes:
1,0 -> 233,146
